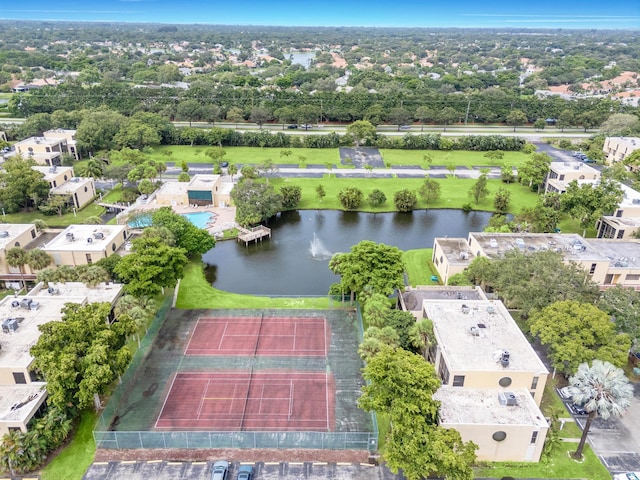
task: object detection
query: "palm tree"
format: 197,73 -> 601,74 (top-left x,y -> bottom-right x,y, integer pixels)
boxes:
5,247 -> 28,289
82,159 -> 105,179
568,360 -> 633,459
26,249 -> 52,273
85,216 -> 104,225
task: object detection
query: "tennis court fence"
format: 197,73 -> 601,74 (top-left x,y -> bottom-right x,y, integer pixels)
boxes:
94,430 -> 378,451
94,298 -> 378,452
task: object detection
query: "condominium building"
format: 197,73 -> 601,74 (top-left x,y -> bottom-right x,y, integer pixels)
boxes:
424,293 -> 549,462
603,137 -> 640,166
42,224 -> 129,266
0,281 -> 123,435
433,233 -> 640,289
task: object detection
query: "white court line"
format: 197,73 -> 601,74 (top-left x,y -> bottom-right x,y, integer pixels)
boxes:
154,372 -> 179,429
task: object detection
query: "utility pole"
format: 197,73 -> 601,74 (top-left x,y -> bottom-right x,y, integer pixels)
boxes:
464,97 -> 471,126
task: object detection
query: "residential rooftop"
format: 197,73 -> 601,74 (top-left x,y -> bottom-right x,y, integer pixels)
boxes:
424,299 -> 548,375
618,183 -> 640,208
549,160 -> 600,175
31,165 -> 74,181
0,383 -> 47,424
0,224 -> 36,251
434,388 -> 548,427
189,174 -> 221,191
50,177 -> 92,194
400,286 -> 487,311
0,282 -> 123,369
41,224 -> 128,253
469,233 -> 640,268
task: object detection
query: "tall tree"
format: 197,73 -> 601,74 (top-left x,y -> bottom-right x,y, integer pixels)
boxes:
346,120 -> 376,148
567,360 -> 633,459
468,173 -> 490,205
394,189 -> 418,212
329,240 -> 404,302
561,179 -> 624,237
506,109 -> 528,132
230,179 -> 283,227
250,106 -> 273,129
114,236 -> 188,296
359,347 -> 476,480
6,247 -> 29,288
530,301 -> 631,375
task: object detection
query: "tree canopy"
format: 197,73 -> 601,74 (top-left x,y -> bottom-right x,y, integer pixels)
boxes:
359,346 -> 476,480
30,302 -> 135,411
329,240 -> 405,302
529,300 -> 631,375
230,179 -> 283,227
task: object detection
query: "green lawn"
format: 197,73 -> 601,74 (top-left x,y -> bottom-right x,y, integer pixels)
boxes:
474,442 -> 610,480
176,261 -> 333,309
1,203 -> 105,227
145,146 -> 341,167
402,249 -> 439,286
273,176 -> 539,214
39,410 -> 98,480
380,149 -> 532,169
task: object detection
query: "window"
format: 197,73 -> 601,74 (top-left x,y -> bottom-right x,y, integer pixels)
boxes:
84,186 -> 88,192
531,376 -> 539,390
616,210 -> 623,217
112,243 -> 117,252
13,372 -> 26,384
86,253 -> 92,264
440,256 -> 443,264
530,431 -> 539,444
452,375 -> 465,387
31,229 -> 36,239
8,427 -> 21,433
617,230 -> 625,239
559,174 -> 565,180
14,241 -> 20,247
438,361 -> 450,385
589,263 -> 597,274
499,377 -> 512,387
627,274 -> 640,281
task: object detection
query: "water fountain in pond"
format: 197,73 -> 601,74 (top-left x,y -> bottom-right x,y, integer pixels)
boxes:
309,233 -> 332,260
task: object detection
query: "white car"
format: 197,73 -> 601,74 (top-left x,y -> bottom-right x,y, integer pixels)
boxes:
211,461 -> 229,480
558,386 -> 573,400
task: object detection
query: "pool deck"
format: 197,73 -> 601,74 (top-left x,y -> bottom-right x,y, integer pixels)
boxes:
124,200 -> 238,237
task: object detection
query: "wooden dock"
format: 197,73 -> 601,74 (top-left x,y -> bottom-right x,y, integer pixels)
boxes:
237,225 -> 271,246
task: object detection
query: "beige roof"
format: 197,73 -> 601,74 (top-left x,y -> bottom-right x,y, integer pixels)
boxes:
434,388 -> 547,427
50,177 -> 93,194
42,225 -> 127,253
0,282 -> 123,370
31,166 -> 74,181
0,383 -> 47,424
0,224 -> 36,252
425,299 -> 548,375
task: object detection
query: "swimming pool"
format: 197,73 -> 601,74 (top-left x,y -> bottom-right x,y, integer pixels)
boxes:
182,212 -> 216,229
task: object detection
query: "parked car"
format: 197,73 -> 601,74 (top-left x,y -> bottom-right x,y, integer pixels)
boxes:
300,124 -> 312,130
211,461 -> 229,480
220,161 -> 229,167
237,465 -> 254,480
558,386 -> 573,400
287,124 -> 298,129
399,125 -> 411,130
582,157 -> 595,163
569,402 -> 589,416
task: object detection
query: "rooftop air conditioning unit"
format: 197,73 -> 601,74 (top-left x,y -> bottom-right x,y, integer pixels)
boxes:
29,301 -> 39,311
93,232 -> 104,239
470,326 -> 480,336
487,306 -> 496,314
632,199 -> 640,205
499,350 -> 510,367
2,318 -> 18,333
66,232 -> 74,242
498,391 -> 518,406
461,304 -> 470,314
0,231 -> 9,238
20,298 -> 32,310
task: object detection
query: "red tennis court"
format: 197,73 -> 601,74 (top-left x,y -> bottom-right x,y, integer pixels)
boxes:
155,371 -> 335,431
185,316 -> 330,357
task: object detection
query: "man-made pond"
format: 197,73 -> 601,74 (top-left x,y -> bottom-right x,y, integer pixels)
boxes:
202,209 -> 491,296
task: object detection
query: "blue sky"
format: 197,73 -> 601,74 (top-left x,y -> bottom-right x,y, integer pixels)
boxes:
1,0 -> 639,29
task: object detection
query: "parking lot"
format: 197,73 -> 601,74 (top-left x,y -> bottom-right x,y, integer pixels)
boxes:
557,382 -> 640,475
83,460 -> 384,480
